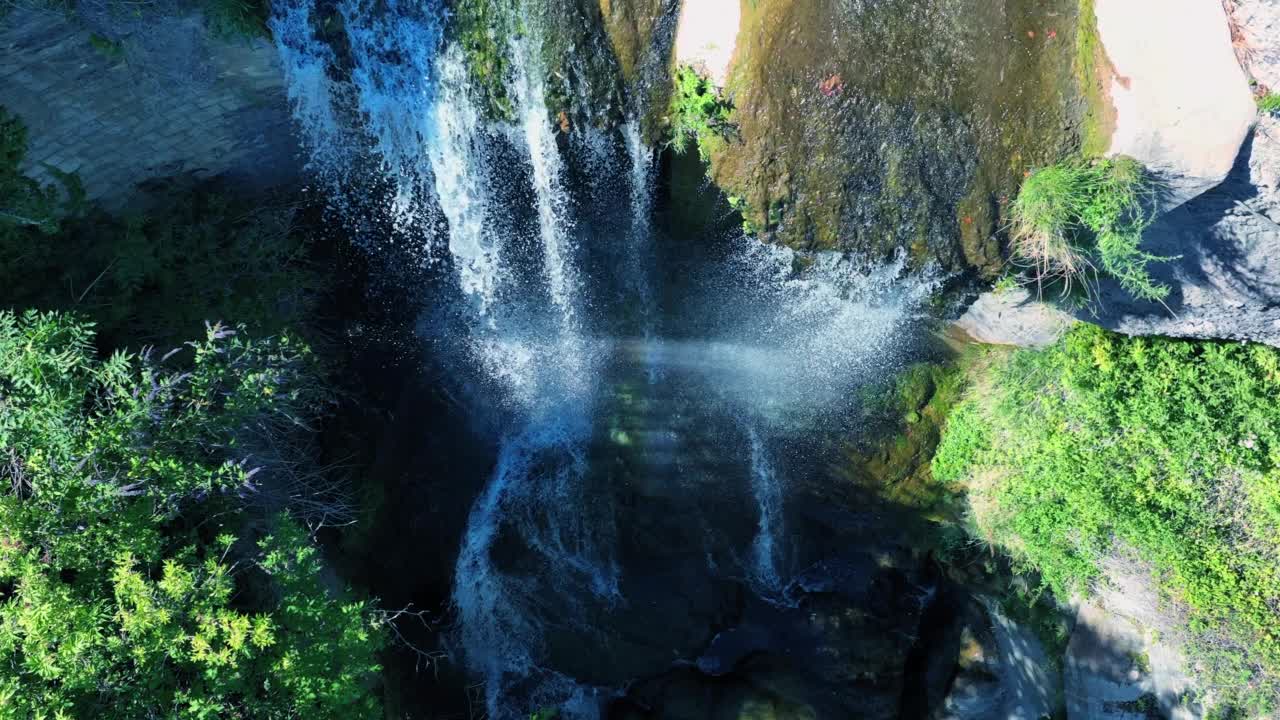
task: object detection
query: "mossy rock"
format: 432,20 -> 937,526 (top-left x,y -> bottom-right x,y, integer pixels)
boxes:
687,0 -> 1084,277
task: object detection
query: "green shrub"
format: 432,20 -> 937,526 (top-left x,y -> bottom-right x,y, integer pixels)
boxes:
935,325 -> 1280,712
668,65 -> 736,161
202,0 -> 270,39
88,33 -> 126,62
1010,156 -> 1171,302
1259,93 -> 1280,116
0,311 -> 385,719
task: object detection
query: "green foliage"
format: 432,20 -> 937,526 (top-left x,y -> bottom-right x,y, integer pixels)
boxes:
668,65 -> 736,162
935,325 -> 1280,712
201,0 -> 270,39
0,311 -> 384,718
839,360 -> 970,518
1259,93 -> 1280,116
0,180 -> 317,351
1075,0 -> 1111,157
0,107 -> 82,237
1010,156 -> 1171,302
451,0 -> 516,120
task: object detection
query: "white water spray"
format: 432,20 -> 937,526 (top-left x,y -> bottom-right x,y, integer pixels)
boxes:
509,34 -> 581,331
270,0 -> 348,183
428,47 -> 503,313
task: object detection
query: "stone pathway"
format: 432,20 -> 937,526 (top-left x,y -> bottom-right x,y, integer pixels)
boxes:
0,9 -> 298,207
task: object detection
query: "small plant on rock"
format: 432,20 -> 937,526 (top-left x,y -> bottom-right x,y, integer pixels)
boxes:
668,65 -> 736,161
1010,156 -> 1171,302
1259,92 -> 1280,116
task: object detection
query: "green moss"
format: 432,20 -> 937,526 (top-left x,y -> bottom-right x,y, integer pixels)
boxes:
89,33 -> 126,63
839,358 -> 971,519
680,0 -> 1080,271
1075,0 -> 1115,157
451,0 -> 517,120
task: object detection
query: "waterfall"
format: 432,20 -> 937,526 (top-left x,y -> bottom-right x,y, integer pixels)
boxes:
508,33 -> 581,333
622,119 -> 661,381
270,0 -> 348,185
270,0 -> 946,715
337,0 -> 441,227
746,426 -> 786,595
623,120 -> 654,241
453,411 -> 618,719
428,47 -> 502,314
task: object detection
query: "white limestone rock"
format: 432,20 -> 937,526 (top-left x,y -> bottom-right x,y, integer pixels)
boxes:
1095,0 -> 1257,209
954,288 -> 1077,349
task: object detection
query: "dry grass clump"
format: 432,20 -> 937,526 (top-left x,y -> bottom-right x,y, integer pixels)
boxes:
1010,156 -> 1169,302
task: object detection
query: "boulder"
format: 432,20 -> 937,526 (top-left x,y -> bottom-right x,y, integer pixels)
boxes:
953,288 -> 1076,349
1064,556 -> 1204,720
1080,119 -> 1280,347
672,0 -> 739,87
1234,0 -> 1280,91
1094,0 -> 1257,209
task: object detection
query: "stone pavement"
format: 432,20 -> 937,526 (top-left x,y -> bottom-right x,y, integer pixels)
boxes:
0,9 -> 299,207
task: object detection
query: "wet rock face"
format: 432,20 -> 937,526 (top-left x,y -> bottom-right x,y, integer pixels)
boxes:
598,0 -> 668,84
700,0 -> 1081,275
608,555 -> 937,720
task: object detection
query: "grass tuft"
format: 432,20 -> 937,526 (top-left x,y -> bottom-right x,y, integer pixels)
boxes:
1259,92 -> 1280,116
1010,156 -> 1171,302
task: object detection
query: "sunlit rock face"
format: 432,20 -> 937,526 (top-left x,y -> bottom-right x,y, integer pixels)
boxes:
672,0 -> 739,87
1094,0 -> 1256,210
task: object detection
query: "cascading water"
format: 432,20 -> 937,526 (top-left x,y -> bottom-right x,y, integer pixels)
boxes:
746,425 -> 786,595
428,47 -> 502,312
508,33 -> 581,333
271,0 -> 943,715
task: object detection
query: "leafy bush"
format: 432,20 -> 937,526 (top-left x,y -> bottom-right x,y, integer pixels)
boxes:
1259,93 -> 1280,116
0,311 -> 385,719
1010,156 -> 1171,302
202,0 -> 270,39
668,65 -> 736,161
935,325 -> 1280,713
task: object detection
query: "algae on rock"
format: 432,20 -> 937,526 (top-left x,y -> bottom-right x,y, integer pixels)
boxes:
676,0 -> 1084,277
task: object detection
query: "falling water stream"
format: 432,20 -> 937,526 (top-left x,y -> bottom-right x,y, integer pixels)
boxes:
272,2 -> 942,716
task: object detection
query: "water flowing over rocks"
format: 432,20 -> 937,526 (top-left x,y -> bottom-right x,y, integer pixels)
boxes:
13,0 -> 1280,714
